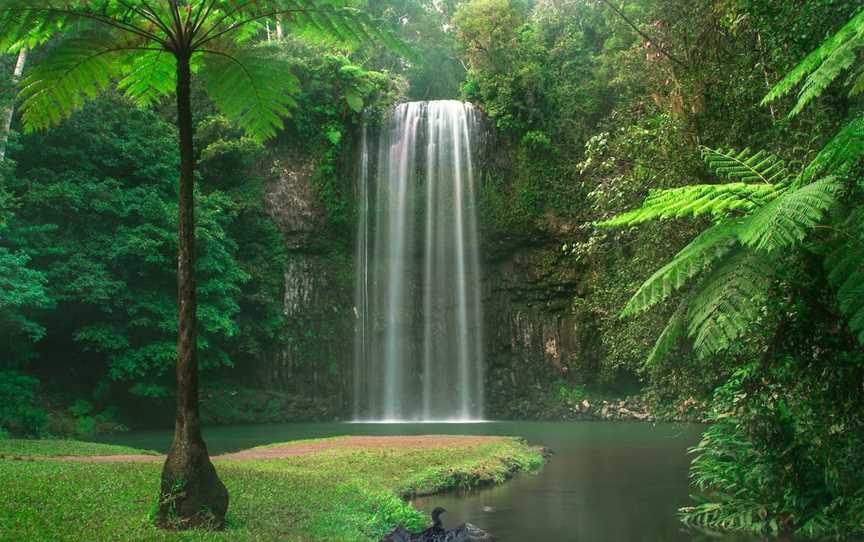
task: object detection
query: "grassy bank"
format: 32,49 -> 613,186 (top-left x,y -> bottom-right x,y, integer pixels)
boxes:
0,439 -> 160,459
0,436 -> 543,542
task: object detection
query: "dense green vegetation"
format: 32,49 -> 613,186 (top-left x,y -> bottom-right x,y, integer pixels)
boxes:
0,437 -> 542,541
1,0 -> 863,539
597,11 -> 864,536
447,0 -> 863,537
0,4 -> 404,437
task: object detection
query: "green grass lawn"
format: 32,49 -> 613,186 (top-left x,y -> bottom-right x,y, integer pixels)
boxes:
0,439 -> 159,459
0,437 -> 543,542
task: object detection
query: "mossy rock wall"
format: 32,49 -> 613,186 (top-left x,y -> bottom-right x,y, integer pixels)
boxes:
256,117 -> 677,420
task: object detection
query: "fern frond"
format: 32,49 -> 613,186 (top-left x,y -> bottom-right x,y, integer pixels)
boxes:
621,221 -> 743,316
117,50 -> 176,108
790,37 -> 860,117
200,45 -> 300,142
17,30 -> 142,132
738,176 -> 841,252
850,65 -> 864,97
700,147 -> 792,185
801,115 -> 864,183
646,304 -> 688,365
0,1 -> 65,51
825,206 -> 864,343
762,8 -> 864,113
598,184 -> 780,227
686,251 -> 774,358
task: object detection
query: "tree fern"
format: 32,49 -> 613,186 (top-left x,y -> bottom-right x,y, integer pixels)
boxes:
762,8 -> 864,116
2,0 -> 412,139
789,37 -> 860,117
850,64 -> 864,97
646,304 -> 687,365
701,147 -> 792,185
0,0 -> 413,528
0,2 -> 64,51
200,46 -> 299,141
117,50 -> 176,107
17,30 -> 137,132
620,220 -> 742,316
598,147 -> 792,228
824,207 -> 864,343
597,184 -> 779,227
643,249 -> 773,363
738,176 -> 841,252
685,251 -> 773,358
604,144 -> 840,363
801,115 -> 864,182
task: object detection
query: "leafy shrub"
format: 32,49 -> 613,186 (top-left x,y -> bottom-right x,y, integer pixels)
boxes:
557,382 -> 587,404
68,399 -> 93,417
45,405 -> 125,438
75,416 -> 98,438
0,371 -> 48,437
682,357 -> 864,538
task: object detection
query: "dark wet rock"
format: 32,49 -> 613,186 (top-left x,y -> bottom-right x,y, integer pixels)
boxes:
380,508 -> 496,542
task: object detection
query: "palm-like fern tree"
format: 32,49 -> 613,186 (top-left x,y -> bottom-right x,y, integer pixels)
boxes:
0,0 -> 408,528
599,13 -> 863,532
599,8 -> 864,366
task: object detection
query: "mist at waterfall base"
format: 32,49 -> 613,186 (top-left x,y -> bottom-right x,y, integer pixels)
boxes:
353,101 -> 485,422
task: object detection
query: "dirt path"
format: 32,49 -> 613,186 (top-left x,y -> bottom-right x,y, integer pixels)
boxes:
53,435 -> 506,463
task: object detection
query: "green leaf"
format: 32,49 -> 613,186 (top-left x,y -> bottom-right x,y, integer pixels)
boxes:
597,183 -> 779,227
345,92 -> 363,113
685,251 -> 774,359
801,115 -> 864,183
824,206 -> 864,344
118,50 -> 176,108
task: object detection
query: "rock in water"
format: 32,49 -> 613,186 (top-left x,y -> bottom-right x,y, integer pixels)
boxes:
444,523 -> 497,541
379,508 -> 496,542
379,527 -> 416,542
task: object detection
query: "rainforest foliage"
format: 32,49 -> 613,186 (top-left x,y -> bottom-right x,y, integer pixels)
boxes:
449,0 -> 863,536
1,0 -> 863,538
0,23 -> 399,434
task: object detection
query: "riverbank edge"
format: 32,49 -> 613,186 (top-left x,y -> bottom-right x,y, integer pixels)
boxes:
397,437 -> 548,499
0,436 -> 546,541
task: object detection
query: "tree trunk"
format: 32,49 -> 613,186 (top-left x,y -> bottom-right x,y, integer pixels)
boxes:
156,51 -> 228,530
0,47 -> 28,162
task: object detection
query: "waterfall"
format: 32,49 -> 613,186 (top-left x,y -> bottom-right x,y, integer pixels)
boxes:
354,101 -> 485,421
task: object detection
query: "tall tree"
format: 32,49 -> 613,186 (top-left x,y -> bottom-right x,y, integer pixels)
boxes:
0,46 -> 26,161
0,0 -> 408,529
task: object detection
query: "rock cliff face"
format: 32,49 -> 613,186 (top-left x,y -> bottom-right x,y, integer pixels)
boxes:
261,148 -> 354,416
264,151 -> 325,250
482,240 -> 602,417
261,132 -> 621,420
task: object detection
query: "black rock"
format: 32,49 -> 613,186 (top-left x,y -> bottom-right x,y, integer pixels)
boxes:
380,508 -> 496,542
